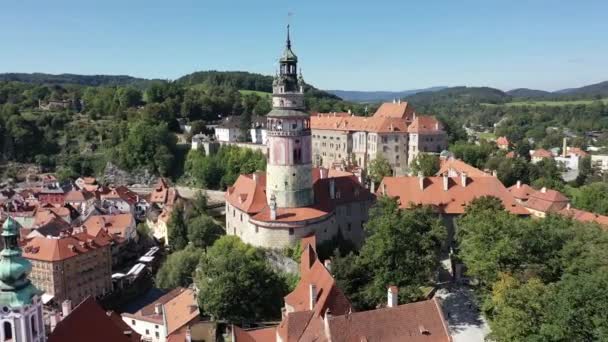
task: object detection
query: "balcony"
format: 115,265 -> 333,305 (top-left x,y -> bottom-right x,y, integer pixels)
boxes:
267,129 -> 310,137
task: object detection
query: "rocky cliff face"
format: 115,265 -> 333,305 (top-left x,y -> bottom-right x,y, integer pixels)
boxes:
102,162 -> 157,186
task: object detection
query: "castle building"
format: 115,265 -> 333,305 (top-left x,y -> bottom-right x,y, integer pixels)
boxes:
0,217 -> 46,342
225,26 -> 374,248
311,101 -> 447,175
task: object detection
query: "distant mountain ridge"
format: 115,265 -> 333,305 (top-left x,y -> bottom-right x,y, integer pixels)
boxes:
0,72 -> 156,88
326,87 -> 447,102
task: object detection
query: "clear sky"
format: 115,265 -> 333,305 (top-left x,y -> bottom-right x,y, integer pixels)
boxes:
1,0 -> 607,91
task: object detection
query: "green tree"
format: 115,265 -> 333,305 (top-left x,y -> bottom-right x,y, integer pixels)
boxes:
571,182 -> 608,215
195,236 -> 285,322
156,246 -> 203,288
167,205 -> 188,251
187,215 -> 223,249
333,197 -> 445,309
410,153 -> 440,176
368,155 -> 393,185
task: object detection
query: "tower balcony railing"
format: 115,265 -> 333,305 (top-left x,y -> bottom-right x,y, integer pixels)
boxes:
267,129 -> 310,137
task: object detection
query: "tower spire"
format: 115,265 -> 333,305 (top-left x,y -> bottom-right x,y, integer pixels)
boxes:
286,24 -> 291,49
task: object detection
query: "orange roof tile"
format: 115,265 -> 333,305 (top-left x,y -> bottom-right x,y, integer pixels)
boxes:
408,115 -> 443,133
123,288 -> 199,335
507,182 -> 535,201
437,158 -> 490,177
378,176 -> 529,215
558,207 -> 608,226
372,102 -> 415,119
49,297 -> 140,342
531,149 -> 553,158
326,298 -> 451,342
22,230 -> 111,262
311,115 -> 408,133
496,136 -> 509,146
524,187 -> 569,213
83,214 -> 134,238
567,147 -> 589,157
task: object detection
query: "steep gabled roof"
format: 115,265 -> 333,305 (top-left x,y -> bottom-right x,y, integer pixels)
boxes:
49,297 -> 140,342
436,158 -> 489,177
373,102 -> 415,120
524,187 -> 569,213
408,115 -> 443,133
558,207 -> 608,226
327,298 -> 451,342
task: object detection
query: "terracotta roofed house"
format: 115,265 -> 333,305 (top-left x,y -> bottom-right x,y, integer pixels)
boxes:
436,158 -> 491,178
122,287 -> 200,342
507,181 -> 536,203
22,230 -> 113,306
521,187 -> 569,218
83,213 -> 137,241
531,148 -> 553,163
496,136 -> 509,150
49,296 -> 140,342
558,206 -> 608,227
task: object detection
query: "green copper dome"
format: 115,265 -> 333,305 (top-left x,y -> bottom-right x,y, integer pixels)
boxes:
280,24 -> 298,62
0,217 -> 40,309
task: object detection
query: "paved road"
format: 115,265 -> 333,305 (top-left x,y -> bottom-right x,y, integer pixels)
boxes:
128,185 -> 226,204
435,285 -> 490,342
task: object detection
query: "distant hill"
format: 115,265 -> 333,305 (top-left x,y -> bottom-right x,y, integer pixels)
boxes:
0,72 -> 154,88
326,87 -> 447,103
506,88 -> 552,98
557,80 -> 608,96
405,86 -> 510,106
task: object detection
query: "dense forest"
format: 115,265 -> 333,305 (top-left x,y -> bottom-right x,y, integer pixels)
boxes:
0,71 -> 365,183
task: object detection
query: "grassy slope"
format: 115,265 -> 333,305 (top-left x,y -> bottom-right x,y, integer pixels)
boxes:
238,89 -> 271,98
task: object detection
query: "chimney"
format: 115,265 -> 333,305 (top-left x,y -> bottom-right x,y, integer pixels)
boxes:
382,182 -> 387,195
461,172 -> 468,187
566,203 -> 571,210
418,172 -> 425,190
309,284 -> 317,310
323,308 -> 332,340
329,179 -> 336,199
155,303 -> 162,315
62,300 -> 72,317
348,109 -> 352,115
324,259 -> 332,273
492,170 -> 497,177
252,172 -> 259,183
387,286 -> 398,308
320,168 -> 328,179
185,326 -> 192,342
541,187 -> 547,193
563,137 -> 568,158
50,312 -> 61,332
392,98 -> 396,104
398,98 -> 401,104
442,174 -> 449,191
516,180 -> 521,188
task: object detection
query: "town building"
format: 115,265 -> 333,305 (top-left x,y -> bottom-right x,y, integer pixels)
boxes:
48,297 -> 140,342
83,213 -> 137,242
591,154 -> 608,173
310,100 -> 447,175
22,229 -> 113,306
225,26 -> 374,249
121,287 -> 200,342
233,236 -> 451,342
0,217 -> 46,342
509,186 -> 569,218
250,115 -> 268,144
530,148 -> 553,163
214,116 -> 241,142
496,136 -> 510,150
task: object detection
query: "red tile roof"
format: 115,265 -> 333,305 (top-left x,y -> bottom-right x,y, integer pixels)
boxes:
83,213 -> 134,238
524,187 -> 569,213
436,158 -> 490,177
558,207 -> 608,226
531,149 -> 553,158
228,170 -> 373,224
22,230 -> 112,262
65,190 -> 94,202
122,287 -> 199,335
326,298 -> 451,342
496,136 -> 509,146
567,147 -> 589,157
311,115 -> 409,133
373,102 -> 415,119
507,182 -> 535,201
408,116 -> 443,133
379,176 -> 529,215
49,297 -> 140,342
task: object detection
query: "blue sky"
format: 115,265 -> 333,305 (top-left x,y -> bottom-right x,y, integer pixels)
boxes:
1,0 -> 607,91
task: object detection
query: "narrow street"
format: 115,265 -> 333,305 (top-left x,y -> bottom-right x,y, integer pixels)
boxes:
435,285 -> 490,342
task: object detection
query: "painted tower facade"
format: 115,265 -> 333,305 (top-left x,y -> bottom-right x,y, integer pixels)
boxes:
266,25 -> 314,208
0,217 -> 45,342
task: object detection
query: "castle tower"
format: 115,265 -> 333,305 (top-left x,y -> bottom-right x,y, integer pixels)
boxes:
266,25 -> 314,208
0,217 -> 46,342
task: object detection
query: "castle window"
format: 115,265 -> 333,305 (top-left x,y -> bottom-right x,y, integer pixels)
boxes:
347,223 -> 352,231
289,228 -> 294,235
4,321 -> 12,340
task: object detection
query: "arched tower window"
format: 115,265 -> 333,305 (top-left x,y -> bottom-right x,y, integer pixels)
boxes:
4,321 -> 12,340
